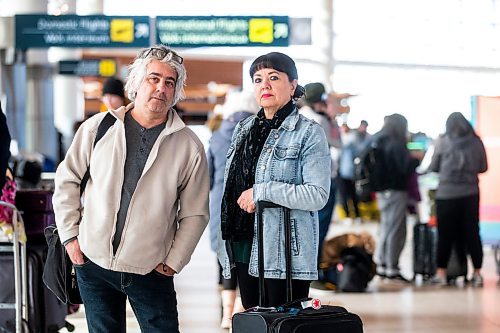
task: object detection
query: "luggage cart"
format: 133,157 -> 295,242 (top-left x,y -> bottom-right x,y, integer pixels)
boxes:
0,200 -> 28,333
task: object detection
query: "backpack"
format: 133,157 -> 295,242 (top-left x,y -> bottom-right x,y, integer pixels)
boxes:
353,136 -> 389,196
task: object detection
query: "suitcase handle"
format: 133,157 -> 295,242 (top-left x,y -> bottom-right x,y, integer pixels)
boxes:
256,201 -> 292,306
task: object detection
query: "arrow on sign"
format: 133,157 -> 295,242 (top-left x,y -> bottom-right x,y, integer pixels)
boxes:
135,23 -> 149,38
274,23 -> 288,39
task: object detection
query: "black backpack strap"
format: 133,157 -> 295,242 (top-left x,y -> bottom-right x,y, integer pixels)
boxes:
79,113 -> 116,196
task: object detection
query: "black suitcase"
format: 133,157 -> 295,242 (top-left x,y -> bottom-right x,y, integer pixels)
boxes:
15,190 -> 53,212
15,190 -> 56,238
0,243 -> 73,333
232,201 -> 364,333
413,223 -> 468,283
413,223 -> 438,279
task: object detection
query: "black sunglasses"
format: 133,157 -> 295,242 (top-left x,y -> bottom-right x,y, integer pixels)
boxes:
140,47 -> 184,64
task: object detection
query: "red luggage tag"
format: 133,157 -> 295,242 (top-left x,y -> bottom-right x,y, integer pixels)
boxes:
301,298 -> 322,310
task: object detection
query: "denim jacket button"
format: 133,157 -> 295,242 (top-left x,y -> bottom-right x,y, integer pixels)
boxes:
267,148 -> 272,153
274,134 -> 279,139
261,166 -> 266,170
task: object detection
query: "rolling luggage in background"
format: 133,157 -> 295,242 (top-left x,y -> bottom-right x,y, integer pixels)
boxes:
0,244 -> 73,333
232,201 -> 364,333
2,191 -> 75,332
413,223 -> 468,284
413,223 -> 437,279
15,190 -> 55,239
28,243 -> 73,333
0,250 -> 25,333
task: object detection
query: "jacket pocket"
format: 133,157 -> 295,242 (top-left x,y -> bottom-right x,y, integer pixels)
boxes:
271,145 -> 300,182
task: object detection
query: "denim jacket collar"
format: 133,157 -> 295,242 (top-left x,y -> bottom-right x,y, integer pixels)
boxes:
245,106 -> 299,132
280,108 -> 300,131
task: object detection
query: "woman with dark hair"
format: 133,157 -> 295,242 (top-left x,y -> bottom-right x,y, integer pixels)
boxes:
429,112 -> 488,286
374,113 -> 419,282
216,52 -> 331,309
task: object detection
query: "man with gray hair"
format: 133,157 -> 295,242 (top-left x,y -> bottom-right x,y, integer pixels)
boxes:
53,45 -> 209,333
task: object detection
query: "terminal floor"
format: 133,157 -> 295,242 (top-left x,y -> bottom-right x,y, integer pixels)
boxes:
63,221 -> 500,333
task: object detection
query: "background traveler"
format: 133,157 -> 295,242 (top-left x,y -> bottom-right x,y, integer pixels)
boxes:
217,52 -> 331,309
428,112 -> 488,287
299,82 -> 339,288
53,45 -> 209,333
207,90 -> 258,328
101,76 -> 126,110
338,123 -> 362,224
374,113 -> 419,282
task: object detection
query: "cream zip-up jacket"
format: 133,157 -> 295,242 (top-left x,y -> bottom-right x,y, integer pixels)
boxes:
53,104 -> 209,275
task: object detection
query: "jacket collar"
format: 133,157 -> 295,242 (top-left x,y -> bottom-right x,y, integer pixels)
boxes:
110,102 -> 186,135
279,107 -> 300,131
240,106 -> 300,132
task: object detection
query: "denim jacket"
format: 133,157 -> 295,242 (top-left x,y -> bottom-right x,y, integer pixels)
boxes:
217,107 -> 331,280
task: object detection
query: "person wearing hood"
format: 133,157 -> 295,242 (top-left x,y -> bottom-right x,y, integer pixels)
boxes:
428,112 -> 488,287
206,90 -> 259,329
373,113 -> 419,282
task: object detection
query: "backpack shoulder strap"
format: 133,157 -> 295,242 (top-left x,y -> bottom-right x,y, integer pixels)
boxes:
93,112 -> 116,148
80,113 -> 116,196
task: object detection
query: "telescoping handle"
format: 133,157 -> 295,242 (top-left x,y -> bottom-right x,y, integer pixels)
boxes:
255,201 -> 292,307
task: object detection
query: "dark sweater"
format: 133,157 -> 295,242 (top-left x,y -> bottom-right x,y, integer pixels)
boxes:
0,103 -> 11,189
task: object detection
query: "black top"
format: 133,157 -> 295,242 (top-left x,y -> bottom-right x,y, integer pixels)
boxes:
0,103 -> 11,189
221,100 -> 294,243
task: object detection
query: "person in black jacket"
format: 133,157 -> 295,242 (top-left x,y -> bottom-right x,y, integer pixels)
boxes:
374,113 -> 419,282
0,102 -> 11,189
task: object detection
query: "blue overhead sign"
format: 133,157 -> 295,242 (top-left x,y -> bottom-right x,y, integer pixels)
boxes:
58,59 -> 117,77
156,16 -> 289,47
15,14 -> 150,49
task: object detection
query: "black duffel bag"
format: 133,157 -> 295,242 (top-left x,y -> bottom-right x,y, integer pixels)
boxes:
336,246 -> 376,292
42,225 -> 82,304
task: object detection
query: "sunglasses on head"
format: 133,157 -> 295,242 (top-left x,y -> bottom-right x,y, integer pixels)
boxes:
140,47 -> 184,64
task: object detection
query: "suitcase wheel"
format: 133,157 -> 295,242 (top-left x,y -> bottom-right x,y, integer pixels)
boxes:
65,321 -> 75,332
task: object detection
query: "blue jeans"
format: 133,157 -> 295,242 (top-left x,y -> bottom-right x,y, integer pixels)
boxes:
75,258 -> 179,333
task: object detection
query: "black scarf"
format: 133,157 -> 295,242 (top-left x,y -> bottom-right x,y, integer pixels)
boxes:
221,100 -> 295,240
